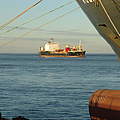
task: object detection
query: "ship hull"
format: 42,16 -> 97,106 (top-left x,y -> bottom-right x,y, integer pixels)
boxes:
40,55 -> 85,58
76,0 -> 120,58
40,51 -> 86,58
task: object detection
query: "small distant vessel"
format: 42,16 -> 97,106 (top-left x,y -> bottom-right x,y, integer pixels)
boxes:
39,41 -> 86,58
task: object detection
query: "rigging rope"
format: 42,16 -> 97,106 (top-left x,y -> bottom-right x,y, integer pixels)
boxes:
19,7 -> 79,38
0,0 -> 44,30
0,7 -> 79,48
4,1 -> 74,34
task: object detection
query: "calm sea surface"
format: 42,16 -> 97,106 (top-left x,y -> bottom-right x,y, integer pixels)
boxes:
0,54 -> 120,120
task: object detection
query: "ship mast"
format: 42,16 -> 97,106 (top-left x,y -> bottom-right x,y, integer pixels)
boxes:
79,40 -> 83,52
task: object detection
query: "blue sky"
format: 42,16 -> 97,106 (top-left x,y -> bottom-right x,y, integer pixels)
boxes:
0,0 -> 113,53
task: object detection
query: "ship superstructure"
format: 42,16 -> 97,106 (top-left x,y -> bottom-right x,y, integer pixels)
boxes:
39,41 -> 86,57
76,0 -> 120,57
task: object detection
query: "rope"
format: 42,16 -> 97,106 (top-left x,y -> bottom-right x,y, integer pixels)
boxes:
4,1 -> 74,34
19,7 -> 79,38
0,0 -> 44,30
0,7 -> 79,48
99,0 -> 120,36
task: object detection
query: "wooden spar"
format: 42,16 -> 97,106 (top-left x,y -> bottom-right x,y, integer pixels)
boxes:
89,89 -> 120,120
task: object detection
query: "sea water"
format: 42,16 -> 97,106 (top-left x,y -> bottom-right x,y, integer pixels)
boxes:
0,54 -> 120,120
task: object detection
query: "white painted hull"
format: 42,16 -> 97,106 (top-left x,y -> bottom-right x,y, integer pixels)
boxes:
76,0 -> 120,57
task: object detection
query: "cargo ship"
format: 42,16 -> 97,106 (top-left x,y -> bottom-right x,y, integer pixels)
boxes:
39,41 -> 86,58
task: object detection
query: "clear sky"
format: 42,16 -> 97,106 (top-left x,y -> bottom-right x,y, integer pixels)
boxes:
0,0 -> 114,53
